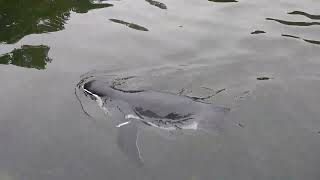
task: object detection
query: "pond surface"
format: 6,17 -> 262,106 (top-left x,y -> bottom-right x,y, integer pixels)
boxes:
1,0 -> 320,179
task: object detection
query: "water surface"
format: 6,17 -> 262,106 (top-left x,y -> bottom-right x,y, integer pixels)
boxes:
0,0 -> 320,179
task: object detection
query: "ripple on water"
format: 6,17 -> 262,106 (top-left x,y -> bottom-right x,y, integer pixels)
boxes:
264,10 -> 320,46
288,11 -> 320,20
145,0 -> 167,9
109,19 -> 149,31
266,17 -> 320,26
208,0 -> 238,2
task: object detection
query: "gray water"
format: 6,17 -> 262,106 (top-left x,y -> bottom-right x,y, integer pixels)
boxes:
1,0 -> 320,179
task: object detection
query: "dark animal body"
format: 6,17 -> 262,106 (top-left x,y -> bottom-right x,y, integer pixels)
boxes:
78,79 -> 230,165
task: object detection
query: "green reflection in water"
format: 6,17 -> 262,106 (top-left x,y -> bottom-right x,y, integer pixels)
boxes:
0,0 -> 113,44
0,45 -> 52,70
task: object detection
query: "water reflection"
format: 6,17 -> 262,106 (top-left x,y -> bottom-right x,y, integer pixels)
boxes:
281,34 -> 300,39
266,18 -> 320,26
109,19 -> 149,31
251,30 -> 266,34
257,77 -> 271,81
303,39 -> 320,45
145,0 -> 167,9
0,45 -> 52,70
134,107 -> 194,126
0,0 -> 113,44
281,34 -> 320,46
266,11 -> 320,46
78,77 -> 230,166
208,0 -> 238,2
288,11 -> 320,20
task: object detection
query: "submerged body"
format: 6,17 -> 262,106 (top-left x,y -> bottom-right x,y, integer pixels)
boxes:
82,80 -> 229,131
78,79 -> 230,165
